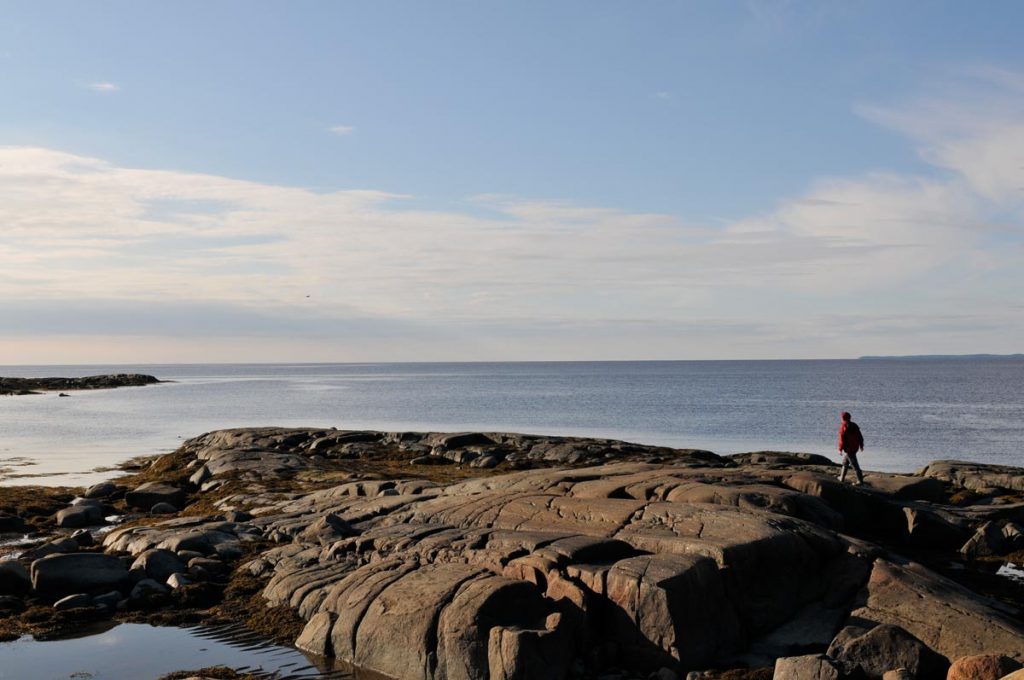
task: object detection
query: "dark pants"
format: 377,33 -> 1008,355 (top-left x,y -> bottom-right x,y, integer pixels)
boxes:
840,451 -> 864,483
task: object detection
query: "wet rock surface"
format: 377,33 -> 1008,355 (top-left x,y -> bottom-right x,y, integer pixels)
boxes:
2,427 -> 1024,679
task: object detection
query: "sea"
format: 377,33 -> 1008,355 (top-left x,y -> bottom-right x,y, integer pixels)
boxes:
1,358 -> 1022,486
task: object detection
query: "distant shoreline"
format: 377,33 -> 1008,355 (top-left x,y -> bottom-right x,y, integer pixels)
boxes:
858,353 -> 1024,360
0,373 -> 162,396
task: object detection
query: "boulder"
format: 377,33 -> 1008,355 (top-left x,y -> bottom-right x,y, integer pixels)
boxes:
946,654 -> 1022,680
919,461 -> 1024,493
30,553 -> 131,596
187,557 -> 227,575
0,560 -> 31,595
0,595 -> 25,613
93,590 -> 122,610
849,559 -> 1024,662
295,610 -> 335,657
83,481 -> 119,499
605,553 -> 741,670
166,573 -> 192,589
881,671 -> 913,680
903,506 -> 971,550
150,502 -> 178,514
729,451 -> 836,467
53,593 -> 93,610
130,577 -> 168,599
297,514 -> 355,544
189,465 -> 212,487
25,537 -> 79,559
352,563 -> 491,677
961,522 -> 1011,558
56,504 -> 104,528
772,654 -> 843,680
71,529 -> 95,547
131,549 -> 187,582
0,512 -> 28,533
125,482 -> 186,511
827,623 -> 948,678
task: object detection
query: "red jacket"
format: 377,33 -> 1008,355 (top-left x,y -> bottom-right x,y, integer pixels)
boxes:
838,420 -> 864,454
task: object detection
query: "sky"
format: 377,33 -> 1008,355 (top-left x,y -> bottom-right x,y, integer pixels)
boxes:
1,1 -> 1023,363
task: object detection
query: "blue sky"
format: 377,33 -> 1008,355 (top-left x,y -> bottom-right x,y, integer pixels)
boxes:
1,2 -> 1023,362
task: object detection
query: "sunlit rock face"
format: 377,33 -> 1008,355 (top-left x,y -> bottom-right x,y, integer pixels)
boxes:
96,428 -> 1024,679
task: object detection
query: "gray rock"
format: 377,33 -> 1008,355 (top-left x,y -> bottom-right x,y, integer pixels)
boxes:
31,553 -> 131,595
93,590 -> 122,610
919,460 -> 1024,493
297,514 -> 355,545
849,559 -> 1024,661
0,512 -> 27,533
130,577 -> 168,599
411,455 -> 448,466
125,482 -> 185,511
83,481 -> 119,499
0,560 -> 31,595
71,529 -> 95,547
176,550 -> 205,561
828,623 -> 949,678
960,521 -> 1010,558
131,548 -> 187,582
187,557 -> 227,576
53,593 -> 93,610
772,654 -> 843,680
166,573 -> 192,589
471,455 -> 500,469
189,465 -> 212,486
56,504 -> 104,528
296,610 -> 335,656
150,502 -> 179,514
25,537 -> 79,560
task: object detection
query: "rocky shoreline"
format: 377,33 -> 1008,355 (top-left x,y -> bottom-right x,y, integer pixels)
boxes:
1,428 -> 1023,679
0,373 -> 162,396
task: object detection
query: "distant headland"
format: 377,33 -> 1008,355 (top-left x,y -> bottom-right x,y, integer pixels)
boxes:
0,373 -> 162,396
859,353 -> 1024,360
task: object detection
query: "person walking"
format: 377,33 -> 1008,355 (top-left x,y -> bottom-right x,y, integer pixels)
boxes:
837,411 -> 865,485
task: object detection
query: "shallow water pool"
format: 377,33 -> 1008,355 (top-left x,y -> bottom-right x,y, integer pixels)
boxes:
0,622 -> 350,680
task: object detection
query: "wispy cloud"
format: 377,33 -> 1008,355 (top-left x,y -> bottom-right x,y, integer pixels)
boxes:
328,124 -> 355,135
86,81 -> 120,93
654,91 -> 672,100
2,68 -> 1024,360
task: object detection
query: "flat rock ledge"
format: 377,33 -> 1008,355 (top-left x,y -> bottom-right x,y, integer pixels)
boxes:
7,427 -> 1024,680
0,374 -> 161,396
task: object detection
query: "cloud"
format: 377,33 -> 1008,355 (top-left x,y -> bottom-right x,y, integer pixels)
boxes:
328,124 -> 355,135
2,68 -> 1024,360
87,82 -> 119,93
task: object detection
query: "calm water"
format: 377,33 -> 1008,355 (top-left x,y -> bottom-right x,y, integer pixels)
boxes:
0,623 -> 345,679
1,359 -> 1022,485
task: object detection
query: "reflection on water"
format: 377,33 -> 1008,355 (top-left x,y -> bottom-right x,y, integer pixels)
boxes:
0,622 -> 350,679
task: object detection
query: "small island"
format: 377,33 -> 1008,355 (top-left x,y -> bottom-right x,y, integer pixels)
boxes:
0,374 -> 162,396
